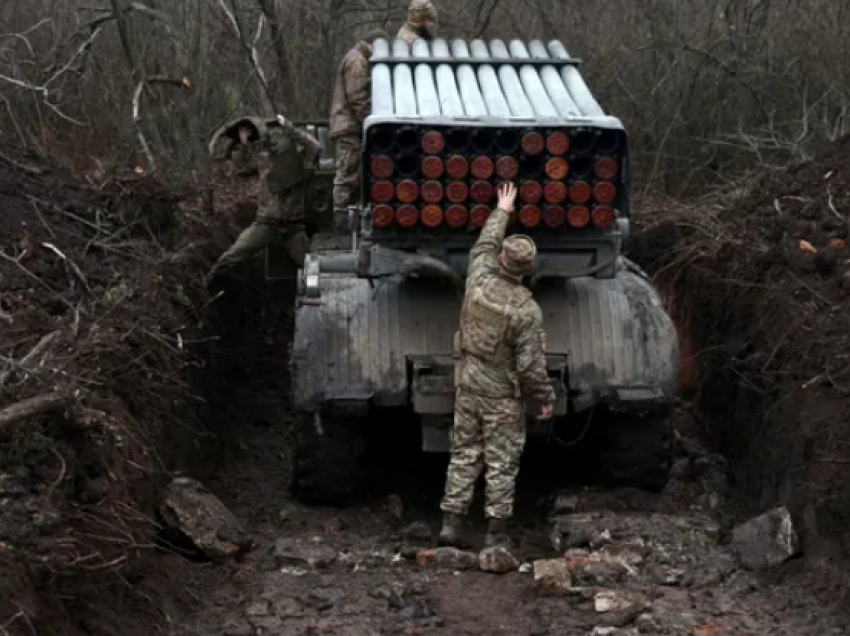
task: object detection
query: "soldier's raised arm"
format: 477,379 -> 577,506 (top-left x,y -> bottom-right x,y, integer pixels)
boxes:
512,303 -> 556,405
278,115 -> 321,163
467,182 -> 516,285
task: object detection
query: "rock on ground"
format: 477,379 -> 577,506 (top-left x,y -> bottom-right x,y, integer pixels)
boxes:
594,589 -> 652,628
414,547 -> 478,570
159,476 -> 251,560
273,538 -> 337,570
552,512 -> 721,551
479,546 -> 519,574
571,557 -> 630,587
590,628 -> 639,636
533,559 -> 572,594
731,506 -> 802,571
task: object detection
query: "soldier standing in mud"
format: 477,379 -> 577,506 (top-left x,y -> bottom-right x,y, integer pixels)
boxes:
439,182 -> 555,549
329,29 -> 388,235
207,115 -> 321,341
397,0 -> 438,43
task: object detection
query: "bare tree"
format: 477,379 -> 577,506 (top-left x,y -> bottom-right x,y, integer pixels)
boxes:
0,0 -> 847,189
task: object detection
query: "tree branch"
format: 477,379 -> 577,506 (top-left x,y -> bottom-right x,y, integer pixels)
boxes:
0,24 -> 105,125
254,0 -> 294,113
211,0 -> 276,112
0,393 -> 72,439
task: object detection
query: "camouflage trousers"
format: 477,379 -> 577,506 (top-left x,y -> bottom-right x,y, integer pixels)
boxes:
207,221 -> 308,284
332,135 -> 362,230
440,390 -> 526,520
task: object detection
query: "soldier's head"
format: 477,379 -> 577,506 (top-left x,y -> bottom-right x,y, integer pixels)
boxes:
360,28 -> 389,56
499,235 -> 537,280
407,0 -> 437,38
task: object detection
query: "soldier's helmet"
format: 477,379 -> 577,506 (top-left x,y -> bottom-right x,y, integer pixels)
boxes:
408,0 -> 437,25
501,235 -> 537,276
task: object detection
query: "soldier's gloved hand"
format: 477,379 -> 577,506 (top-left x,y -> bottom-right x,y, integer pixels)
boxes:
538,402 -> 554,420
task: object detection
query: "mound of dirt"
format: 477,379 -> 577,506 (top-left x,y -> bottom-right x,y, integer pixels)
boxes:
628,134 -> 850,559
0,147 -> 238,634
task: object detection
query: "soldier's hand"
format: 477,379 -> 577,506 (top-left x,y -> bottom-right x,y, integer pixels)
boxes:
497,182 -> 517,214
538,403 -> 554,420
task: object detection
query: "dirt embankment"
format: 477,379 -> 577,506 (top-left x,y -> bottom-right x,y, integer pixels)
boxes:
0,147 -> 242,635
628,134 -> 850,561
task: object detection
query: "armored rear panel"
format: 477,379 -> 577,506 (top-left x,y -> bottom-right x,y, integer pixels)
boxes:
291,258 -> 678,414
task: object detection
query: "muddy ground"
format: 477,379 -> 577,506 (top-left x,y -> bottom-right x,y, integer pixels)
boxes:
147,363 -> 850,636
3,136 -> 850,635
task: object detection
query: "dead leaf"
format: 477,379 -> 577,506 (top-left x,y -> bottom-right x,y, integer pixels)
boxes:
829,239 -> 845,250
799,240 -> 817,253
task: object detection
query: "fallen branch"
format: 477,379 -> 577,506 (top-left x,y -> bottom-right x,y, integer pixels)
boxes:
42,242 -> 94,295
0,151 -> 43,175
0,248 -> 75,313
0,330 -> 61,388
0,393 -> 71,438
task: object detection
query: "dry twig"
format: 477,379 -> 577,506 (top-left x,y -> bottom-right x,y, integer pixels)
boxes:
0,393 -> 71,438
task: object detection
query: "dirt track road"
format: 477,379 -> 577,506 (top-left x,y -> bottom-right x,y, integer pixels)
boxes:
155,390 -> 848,636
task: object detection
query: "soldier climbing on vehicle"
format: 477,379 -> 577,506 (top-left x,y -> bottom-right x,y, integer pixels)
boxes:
397,0 -> 438,43
329,29 -> 388,235
439,182 -> 556,550
207,115 -> 321,342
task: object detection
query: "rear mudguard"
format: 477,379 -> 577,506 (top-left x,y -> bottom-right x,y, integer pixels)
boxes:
291,256 -> 678,415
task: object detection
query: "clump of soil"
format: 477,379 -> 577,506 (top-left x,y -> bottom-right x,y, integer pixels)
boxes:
627,133 -> 850,560
0,147 -> 237,634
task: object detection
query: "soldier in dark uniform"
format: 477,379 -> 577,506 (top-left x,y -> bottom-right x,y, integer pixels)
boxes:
207,115 -> 321,343
439,182 -> 556,549
209,115 -> 320,282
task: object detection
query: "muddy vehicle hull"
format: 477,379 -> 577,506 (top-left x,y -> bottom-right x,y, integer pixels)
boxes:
290,256 -> 679,503
293,258 -> 676,420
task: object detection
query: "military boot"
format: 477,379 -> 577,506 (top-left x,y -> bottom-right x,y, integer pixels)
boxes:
437,513 -> 465,547
484,517 -> 510,548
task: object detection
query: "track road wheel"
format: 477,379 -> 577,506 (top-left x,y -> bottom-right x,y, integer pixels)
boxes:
598,412 -> 673,492
290,411 -> 367,506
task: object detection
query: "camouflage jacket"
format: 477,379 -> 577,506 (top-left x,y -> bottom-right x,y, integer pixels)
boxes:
397,23 -> 418,45
329,42 -> 371,140
454,208 -> 555,403
215,117 -> 321,227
